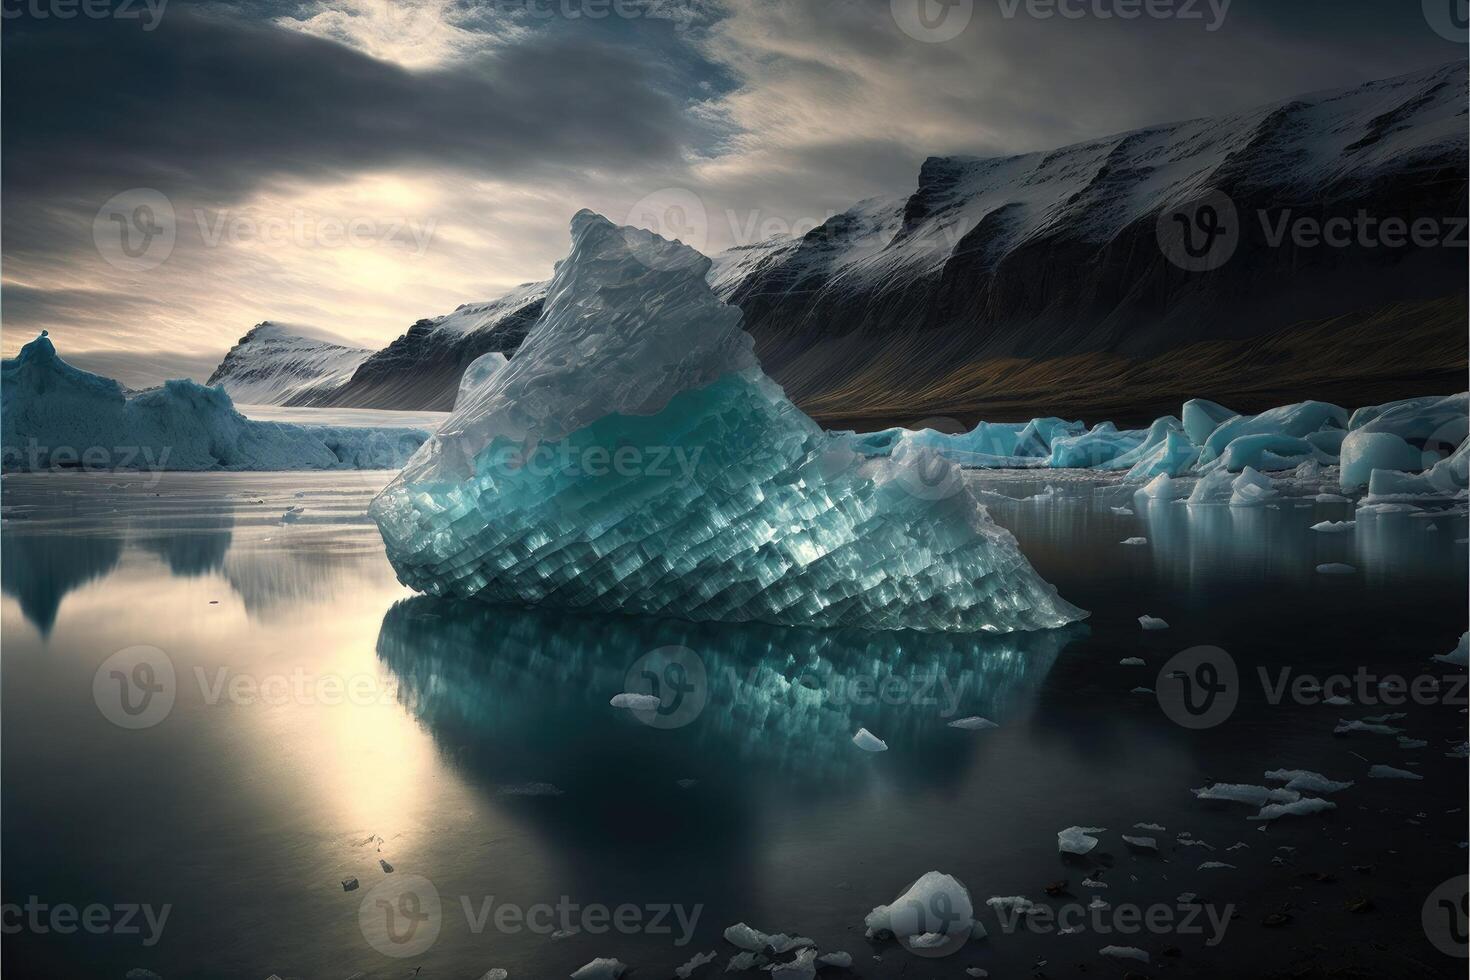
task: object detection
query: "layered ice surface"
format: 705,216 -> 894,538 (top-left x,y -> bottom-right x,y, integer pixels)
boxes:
2,333 -> 430,472
370,211 -> 1084,633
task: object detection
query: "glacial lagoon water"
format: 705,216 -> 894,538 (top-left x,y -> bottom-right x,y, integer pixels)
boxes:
2,471 -> 1466,978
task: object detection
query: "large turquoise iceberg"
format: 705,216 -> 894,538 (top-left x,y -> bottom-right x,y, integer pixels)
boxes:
370,212 -> 1083,633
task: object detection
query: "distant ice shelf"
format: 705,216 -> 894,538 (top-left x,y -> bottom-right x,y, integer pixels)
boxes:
2,332 -> 431,472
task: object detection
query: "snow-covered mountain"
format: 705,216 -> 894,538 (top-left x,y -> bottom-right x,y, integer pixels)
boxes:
725,60 -> 1467,427
209,62 -> 1466,422
206,322 -> 373,406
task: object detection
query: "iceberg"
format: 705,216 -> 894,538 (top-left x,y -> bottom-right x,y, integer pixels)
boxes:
2,332 -> 429,472
864,871 -> 976,950
369,212 -> 1085,633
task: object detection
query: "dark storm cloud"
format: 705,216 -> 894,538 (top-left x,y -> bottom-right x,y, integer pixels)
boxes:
2,4 -> 692,224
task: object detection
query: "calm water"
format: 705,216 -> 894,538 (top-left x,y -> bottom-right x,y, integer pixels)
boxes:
2,470 -> 1466,979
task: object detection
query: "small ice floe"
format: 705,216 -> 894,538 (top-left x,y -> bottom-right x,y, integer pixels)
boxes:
1315,493 -> 1350,503
948,716 -> 998,730
1193,783 -> 1300,807
570,957 -> 626,980
965,970 -> 989,978
1446,742 -> 1469,759
852,728 -> 888,752
1426,523 -> 1439,531
1324,695 -> 1351,706
864,871 -> 976,947
1087,897 -> 1110,911
815,951 -> 852,969
723,923 -> 813,953
1176,838 -> 1215,850
1058,826 -> 1105,855
1100,945 -> 1149,964
281,505 -> 306,523
1110,506 -> 1135,516
674,951 -> 715,978
1264,769 -> 1354,794
610,692 -> 661,711
1177,892 -> 1198,904
498,782 -> 565,797
1197,861 -> 1235,871
1398,737 -> 1428,749
1119,657 -> 1146,666
1368,765 -> 1422,780
1433,632 -> 1469,667
986,896 -> 1039,916
552,928 -> 580,939
676,778 -> 698,789
765,948 -> 818,978
1250,798 -> 1336,821
1121,835 -> 1158,851
1138,615 -> 1169,631
479,970 -> 508,980
1310,520 -> 1356,533
1120,537 -> 1148,546
1316,562 -> 1356,574
341,877 -> 359,892
1130,686 -> 1154,695
1335,718 -> 1403,736
1226,842 -> 1249,851
1134,822 -> 1166,832
1081,877 -> 1108,888
1137,474 -> 1177,502
727,952 -> 765,971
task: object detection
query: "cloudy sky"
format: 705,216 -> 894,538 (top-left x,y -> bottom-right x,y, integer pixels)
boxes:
3,0 -> 1461,386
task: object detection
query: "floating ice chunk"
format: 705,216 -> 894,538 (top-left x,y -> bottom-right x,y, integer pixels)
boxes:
1133,822 -> 1166,832
1316,563 -> 1356,575
764,948 -> 817,978
1192,784 -> 1300,806
985,896 -> 1038,916
1315,492 -> 1351,503
1135,474 -> 1177,501
965,970 -> 989,978
1397,737 -> 1428,749
1138,615 -> 1169,631
1264,770 -> 1354,794
726,951 -> 766,970
1250,798 -> 1337,821
1124,431 -> 1199,481
815,951 -> 852,968
1434,633 -> 1469,667
1130,686 -> 1153,694
864,871 -> 975,946
1120,537 -> 1148,546
1368,765 -> 1422,780
1111,505 -> 1135,515
1335,717 -> 1406,735
370,212 -> 1085,634
1197,862 -> 1235,871
1188,468 -> 1236,505
948,716 -> 998,730
1182,398 -> 1238,446
724,923 -> 769,951
1121,835 -> 1157,850
570,957 -> 626,980
480,971 -> 509,980
1088,897 -> 1110,911
1310,520 -> 1355,533
1119,657 -> 1146,666
1082,877 -> 1108,888
1099,946 -> 1150,964
1050,421 -> 1146,468
1324,695 -> 1351,706
1058,826 -> 1105,855
610,692 -> 661,711
852,728 -> 888,752
1200,401 -> 1348,465
1221,434 -> 1326,473
1340,432 -> 1425,489
1229,467 -> 1277,507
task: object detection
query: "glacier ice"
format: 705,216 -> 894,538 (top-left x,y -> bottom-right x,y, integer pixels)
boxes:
864,871 -> 976,947
2,332 -> 429,472
454,351 -> 509,410
369,212 -> 1085,633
